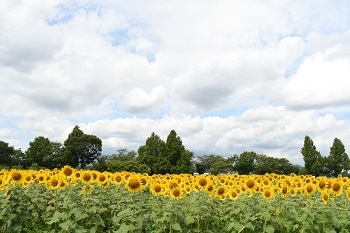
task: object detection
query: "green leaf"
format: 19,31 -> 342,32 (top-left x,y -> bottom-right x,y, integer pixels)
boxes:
184,215 -> 195,225
265,225 -> 275,233
172,222 -> 182,232
59,219 -> 73,230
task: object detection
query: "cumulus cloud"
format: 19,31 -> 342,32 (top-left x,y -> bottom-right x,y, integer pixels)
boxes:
120,86 -> 167,114
1,0 -> 350,166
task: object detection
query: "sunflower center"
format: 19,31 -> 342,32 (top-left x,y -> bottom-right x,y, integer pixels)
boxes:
333,183 -> 341,192
154,185 -> 161,193
264,190 -> 271,197
319,181 -> 326,189
173,189 -> 180,197
199,178 -> 207,186
12,172 -> 21,181
246,180 -> 255,188
25,176 -> 31,182
207,185 -> 213,192
282,187 -> 288,194
218,187 -> 225,195
99,175 -> 106,182
83,174 -> 91,182
51,179 -> 59,187
64,168 -> 73,176
129,179 -> 140,189
231,192 -> 237,198
306,185 -> 313,193
116,176 -> 122,182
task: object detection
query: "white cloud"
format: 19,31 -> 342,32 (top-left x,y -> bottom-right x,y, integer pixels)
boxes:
1,0 -> 350,166
120,86 -> 167,114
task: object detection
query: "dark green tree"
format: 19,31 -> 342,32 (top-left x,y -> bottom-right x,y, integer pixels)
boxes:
137,132 -> 170,174
327,138 -> 350,177
301,136 -> 322,176
254,154 -> 297,175
0,140 -> 16,167
234,151 -> 257,175
26,136 -> 65,169
195,154 -> 233,175
165,130 -> 194,174
64,126 -> 102,168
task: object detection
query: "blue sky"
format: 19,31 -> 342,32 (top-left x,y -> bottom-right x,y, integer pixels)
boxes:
1,0 -> 350,165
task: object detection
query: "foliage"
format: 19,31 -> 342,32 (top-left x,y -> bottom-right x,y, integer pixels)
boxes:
0,140 -> 17,167
64,126 -> 102,168
328,138 -> 350,177
26,137 -> 65,169
234,151 -> 257,174
195,154 -> 233,175
137,130 -> 194,174
2,168 -> 350,232
301,136 -> 323,176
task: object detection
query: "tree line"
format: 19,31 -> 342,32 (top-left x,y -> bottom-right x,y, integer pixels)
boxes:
0,127 -> 349,176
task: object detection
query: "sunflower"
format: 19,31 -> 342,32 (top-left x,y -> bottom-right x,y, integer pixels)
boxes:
228,188 -> 240,200
280,185 -> 289,198
61,166 -> 74,178
82,171 -> 93,184
196,176 -> 209,190
262,187 -> 274,200
303,183 -> 315,196
46,176 -> 60,190
8,170 -> 24,185
170,187 -> 184,200
346,187 -> 350,200
321,191 -> 330,205
215,186 -> 227,200
150,182 -> 165,196
111,172 -> 124,185
125,174 -> 144,193
183,185 -> 192,194
245,178 -> 257,192
317,178 -> 327,191
330,180 -> 343,196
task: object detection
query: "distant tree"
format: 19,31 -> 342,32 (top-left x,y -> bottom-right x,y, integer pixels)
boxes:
301,136 -> 322,176
327,138 -> 350,177
234,151 -> 257,175
26,137 -> 65,169
110,148 -> 137,161
0,140 -> 16,167
254,154 -> 297,175
64,126 -> 102,168
195,154 -> 233,175
165,130 -> 194,174
137,132 -> 170,174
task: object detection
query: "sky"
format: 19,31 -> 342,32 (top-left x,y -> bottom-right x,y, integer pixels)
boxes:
1,0 -> 350,165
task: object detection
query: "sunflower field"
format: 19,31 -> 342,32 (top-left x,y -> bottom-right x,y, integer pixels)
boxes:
1,167 -> 350,233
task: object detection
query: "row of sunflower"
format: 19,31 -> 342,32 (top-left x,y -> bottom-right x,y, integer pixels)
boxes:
1,166 -> 350,204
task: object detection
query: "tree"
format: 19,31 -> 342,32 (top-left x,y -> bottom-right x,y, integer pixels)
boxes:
64,126 -> 102,168
234,151 -> 257,175
328,138 -> 350,177
195,154 -> 233,175
0,140 -> 16,167
301,136 -> 322,176
254,154 -> 298,175
137,132 -> 170,174
109,148 -> 137,161
25,136 -> 65,169
165,130 -> 194,174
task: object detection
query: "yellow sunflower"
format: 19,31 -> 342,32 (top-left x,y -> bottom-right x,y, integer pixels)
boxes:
330,179 -> 343,196
150,182 -> 165,196
262,187 -> 274,200
169,187 -> 184,200
215,186 -> 228,200
196,176 -> 209,190
228,188 -> 240,200
125,174 -> 144,193
8,170 -> 24,185
321,191 -> 330,205
61,165 -> 74,178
